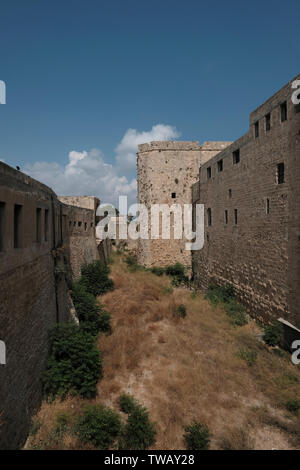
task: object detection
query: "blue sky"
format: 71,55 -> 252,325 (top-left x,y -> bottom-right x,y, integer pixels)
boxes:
0,0 -> 299,205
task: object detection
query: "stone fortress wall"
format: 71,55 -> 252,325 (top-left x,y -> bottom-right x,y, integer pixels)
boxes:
137,74 -> 300,332
0,162 -> 107,449
137,140 -> 231,268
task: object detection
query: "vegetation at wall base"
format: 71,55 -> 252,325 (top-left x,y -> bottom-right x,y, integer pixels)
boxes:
236,347 -> 257,366
125,254 -> 145,272
74,404 -> 121,449
150,266 -> 165,276
71,282 -> 111,335
205,284 -> 248,326
263,321 -> 283,347
80,260 -> 114,296
43,324 -> 102,399
183,421 -> 210,450
165,262 -> 190,287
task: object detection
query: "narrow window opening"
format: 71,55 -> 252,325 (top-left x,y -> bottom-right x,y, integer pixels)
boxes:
207,167 -> 211,179
207,208 -> 212,226
36,208 -> 41,243
234,209 -> 238,225
265,113 -> 271,131
254,121 -> 259,138
175,178 -> 179,184
78,221 -> 82,227
225,210 -> 228,225
266,198 -> 270,215
45,209 -> 49,242
217,160 -> 223,172
0,202 -> 5,251
280,102 -> 287,122
229,189 -> 232,198
233,149 -> 240,164
171,192 -> 176,199
277,163 -> 285,184
84,222 -> 87,231
14,204 -> 23,248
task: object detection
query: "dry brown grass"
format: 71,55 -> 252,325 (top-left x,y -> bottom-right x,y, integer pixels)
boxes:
26,253 -> 300,450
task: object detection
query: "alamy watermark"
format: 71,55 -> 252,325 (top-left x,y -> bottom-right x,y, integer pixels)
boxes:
96,197 -> 205,250
0,80 -> 6,104
291,340 -> 300,365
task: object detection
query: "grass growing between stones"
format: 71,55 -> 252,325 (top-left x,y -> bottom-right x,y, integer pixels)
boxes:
27,252 -> 300,450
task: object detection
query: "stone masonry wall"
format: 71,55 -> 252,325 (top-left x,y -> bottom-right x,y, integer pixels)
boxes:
137,140 -> 231,269
0,162 -> 101,449
192,74 -> 300,328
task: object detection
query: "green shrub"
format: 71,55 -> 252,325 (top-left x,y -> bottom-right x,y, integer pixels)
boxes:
225,299 -> 248,326
205,284 -> 235,305
80,260 -> 114,296
165,263 -> 190,287
183,421 -> 210,450
236,347 -> 257,366
43,324 -> 102,399
174,304 -> 187,318
71,283 -> 111,335
205,284 -> 248,326
119,393 -> 138,414
118,401 -> 156,450
150,266 -> 165,276
263,321 -> 283,347
125,254 -> 144,272
74,404 -> 121,449
165,262 -> 186,278
285,399 -> 300,415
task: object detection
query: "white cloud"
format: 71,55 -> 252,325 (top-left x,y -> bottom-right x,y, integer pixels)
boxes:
24,124 -> 180,208
115,124 -> 180,174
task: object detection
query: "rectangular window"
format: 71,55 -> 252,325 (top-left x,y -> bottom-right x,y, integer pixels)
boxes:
233,149 -> 240,164
280,102 -> 287,122
277,163 -> 285,184
44,209 -> 49,242
207,167 -> 211,179
229,189 -> 232,198
36,208 -> 41,242
78,221 -> 82,227
254,121 -> 259,138
14,204 -> 23,248
171,192 -> 176,199
0,202 -> 5,252
217,160 -> 223,172
207,208 -> 212,226
84,222 -> 87,231
266,198 -> 270,215
265,113 -> 271,132
234,209 -> 238,225
225,210 -> 228,225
